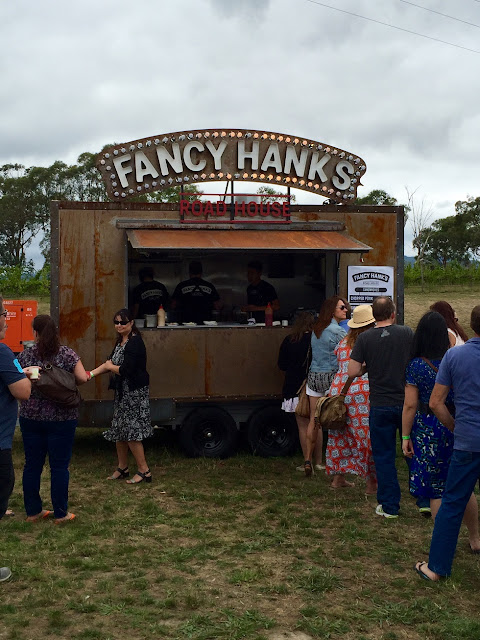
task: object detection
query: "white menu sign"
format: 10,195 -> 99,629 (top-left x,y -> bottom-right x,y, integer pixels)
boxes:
347,266 -> 394,308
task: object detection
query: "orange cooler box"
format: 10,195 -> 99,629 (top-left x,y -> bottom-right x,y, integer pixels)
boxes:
0,300 -> 38,353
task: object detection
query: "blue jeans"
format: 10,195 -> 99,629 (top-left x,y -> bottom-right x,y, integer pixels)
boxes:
0,449 -> 14,519
20,418 -> 77,519
429,450 -> 480,576
369,406 -> 402,515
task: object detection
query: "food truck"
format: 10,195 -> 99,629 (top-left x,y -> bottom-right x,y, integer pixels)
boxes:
51,128 -> 404,457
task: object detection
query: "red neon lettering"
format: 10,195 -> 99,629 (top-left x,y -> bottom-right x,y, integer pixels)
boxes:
234,203 -> 246,217
204,201 -> 214,217
192,200 -> 203,216
259,204 -> 270,217
180,200 -> 190,217
247,202 -> 258,217
216,202 -> 227,217
270,202 -> 281,217
282,203 -> 290,217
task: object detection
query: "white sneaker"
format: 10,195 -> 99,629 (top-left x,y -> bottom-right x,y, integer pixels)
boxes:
314,464 -> 326,471
296,466 -> 305,472
0,567 -> 12,582
375,504 -> 398,519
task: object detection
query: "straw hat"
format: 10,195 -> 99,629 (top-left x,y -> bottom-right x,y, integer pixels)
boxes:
347,304 -> 375,328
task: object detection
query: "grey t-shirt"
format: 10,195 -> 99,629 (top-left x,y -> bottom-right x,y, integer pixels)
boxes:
350,324 -> 413,407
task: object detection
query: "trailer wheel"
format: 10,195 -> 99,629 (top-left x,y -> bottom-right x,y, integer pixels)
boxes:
247,406 -> 299,457
179,407 -> 239,458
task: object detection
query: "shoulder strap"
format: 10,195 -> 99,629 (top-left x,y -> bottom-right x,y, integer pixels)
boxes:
339,375 -> 355,396
421,357 -> 438,373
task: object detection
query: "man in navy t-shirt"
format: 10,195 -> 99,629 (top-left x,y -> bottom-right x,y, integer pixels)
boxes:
171,261 -> 222,324
415,305 -> 480,581
243,260 -> 280,323
0,297 -> 31,582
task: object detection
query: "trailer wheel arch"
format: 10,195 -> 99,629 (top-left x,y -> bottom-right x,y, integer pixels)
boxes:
178,406 -> 239,458
247,405 -> 299,457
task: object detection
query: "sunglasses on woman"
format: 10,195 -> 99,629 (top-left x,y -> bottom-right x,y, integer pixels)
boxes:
113,320 -> 130,325
337,305 -> 347,311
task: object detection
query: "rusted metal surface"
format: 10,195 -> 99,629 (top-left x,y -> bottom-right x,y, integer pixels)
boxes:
53,201 -> 402,408
126,229 -> 371,252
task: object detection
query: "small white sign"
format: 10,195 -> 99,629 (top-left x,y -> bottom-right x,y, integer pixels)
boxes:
347,266 -> 394,308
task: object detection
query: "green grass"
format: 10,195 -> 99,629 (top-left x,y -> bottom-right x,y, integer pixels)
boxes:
3,428 -> 480,640
3,286 -> 480,639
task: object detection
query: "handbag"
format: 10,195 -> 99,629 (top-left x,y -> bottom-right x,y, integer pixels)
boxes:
295,379 -> 310,418
35,363 -> 81,408
294,344 -> 312,419
314,376 -> 355,431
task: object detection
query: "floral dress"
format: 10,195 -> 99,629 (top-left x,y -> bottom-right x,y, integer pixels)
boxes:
103,342 -> 153,442
406,357 -> 454,499
325,338 -> 376,480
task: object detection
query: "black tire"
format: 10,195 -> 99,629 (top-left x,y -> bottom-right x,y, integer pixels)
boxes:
179,407 -> 239,458
247,406 -> 299,457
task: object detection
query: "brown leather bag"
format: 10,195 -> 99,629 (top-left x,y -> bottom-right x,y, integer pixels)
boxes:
35,363 -> 81,408
314,376 -> 355,431
295,380 -> 310,418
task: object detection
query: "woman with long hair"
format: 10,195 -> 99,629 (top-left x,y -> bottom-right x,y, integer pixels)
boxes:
304,296 -> 347,476
430,300 -> 468,347
278,311 -> 316,468
326,305 -> 377,491
402,311 -> 480,550
17,315 -> 89,523
91,308 -> 153,484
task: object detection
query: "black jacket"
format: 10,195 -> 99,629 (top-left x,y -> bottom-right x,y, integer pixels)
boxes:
109,333 -> 149,391
277,332 -> 311,400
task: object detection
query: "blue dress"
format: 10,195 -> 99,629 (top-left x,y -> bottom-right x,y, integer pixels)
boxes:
405,357 -> 454,499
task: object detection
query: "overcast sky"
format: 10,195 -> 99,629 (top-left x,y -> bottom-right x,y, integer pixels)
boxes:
1,0 -> 479,262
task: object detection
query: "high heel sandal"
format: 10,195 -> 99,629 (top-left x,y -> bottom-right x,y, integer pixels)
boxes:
107,466 -> 129,480
126,469 -> 152,484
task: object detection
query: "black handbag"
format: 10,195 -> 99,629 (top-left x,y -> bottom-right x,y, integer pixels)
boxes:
35,363 -> 81,408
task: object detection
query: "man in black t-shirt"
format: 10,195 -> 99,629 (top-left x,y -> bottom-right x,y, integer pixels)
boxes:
242,260 -> 280,322
171,261 -> 221,324
348,296 -> 413,520
132,267 -> 169,318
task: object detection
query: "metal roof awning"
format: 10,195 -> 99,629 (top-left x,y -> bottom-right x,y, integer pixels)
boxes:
126,229 -> 371,253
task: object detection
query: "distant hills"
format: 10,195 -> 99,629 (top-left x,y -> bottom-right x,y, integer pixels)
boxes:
404,256 -> 415,265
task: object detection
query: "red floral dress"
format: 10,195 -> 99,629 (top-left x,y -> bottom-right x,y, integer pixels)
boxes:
325,338 -> 376,480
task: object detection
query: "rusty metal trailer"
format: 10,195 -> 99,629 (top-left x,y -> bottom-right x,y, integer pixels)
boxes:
50,199 -> 404,457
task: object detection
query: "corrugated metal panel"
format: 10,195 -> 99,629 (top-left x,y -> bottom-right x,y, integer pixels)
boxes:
126,229 -> 371,252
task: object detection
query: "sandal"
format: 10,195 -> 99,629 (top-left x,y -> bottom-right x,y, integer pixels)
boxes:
304,461 -> 313,478
26,510 -> 53,522
126,469 -> 152,484
107,466 -> 129,480
54,513 -> 76,524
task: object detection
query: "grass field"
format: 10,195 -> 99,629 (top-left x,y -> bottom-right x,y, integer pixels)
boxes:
2,286 -> 480,640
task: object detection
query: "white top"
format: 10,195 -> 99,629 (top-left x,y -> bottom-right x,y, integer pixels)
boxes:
448,328 -> 465,347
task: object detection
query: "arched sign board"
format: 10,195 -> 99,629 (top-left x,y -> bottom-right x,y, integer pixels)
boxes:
96,129 -> 367,204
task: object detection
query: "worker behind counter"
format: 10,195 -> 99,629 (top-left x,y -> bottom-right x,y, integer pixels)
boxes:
171,261 -> 222,325
132,267 -> 170,319
242,260 -> 280,322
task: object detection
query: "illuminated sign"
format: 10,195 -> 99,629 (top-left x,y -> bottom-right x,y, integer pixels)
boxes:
97,129 -> 367,203
179,193 -> 291,224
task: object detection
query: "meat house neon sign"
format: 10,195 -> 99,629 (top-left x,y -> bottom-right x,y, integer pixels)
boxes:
97,129 -> 367,204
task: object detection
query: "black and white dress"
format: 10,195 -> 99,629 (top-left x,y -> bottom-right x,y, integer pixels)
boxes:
103,342 -> 153,442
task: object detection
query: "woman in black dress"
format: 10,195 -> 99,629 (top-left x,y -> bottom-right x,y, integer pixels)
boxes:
91,308 -> 153,483
278,312 -> 316,469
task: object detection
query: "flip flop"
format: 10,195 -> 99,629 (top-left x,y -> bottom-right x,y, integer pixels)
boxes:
414,561 -> 438,581
54,513 -> 76,525
469,545 -> 480,555
4,509 -> 15,517
26,510 -> 53,522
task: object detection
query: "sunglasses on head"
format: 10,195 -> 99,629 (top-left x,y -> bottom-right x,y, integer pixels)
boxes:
113,319 -> 130,325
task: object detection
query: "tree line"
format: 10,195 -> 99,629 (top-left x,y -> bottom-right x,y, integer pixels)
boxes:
0,152 -> 477,275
